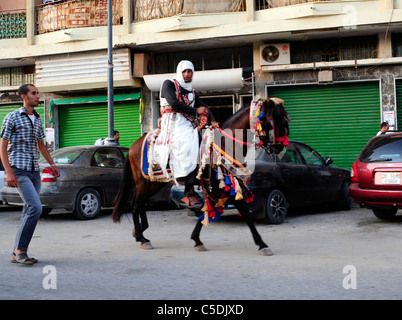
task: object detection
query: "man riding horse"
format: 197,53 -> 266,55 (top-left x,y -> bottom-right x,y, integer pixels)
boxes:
155,60 -> 219,208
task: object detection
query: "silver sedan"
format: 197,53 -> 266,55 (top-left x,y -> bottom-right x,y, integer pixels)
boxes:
1,145 -> 130,220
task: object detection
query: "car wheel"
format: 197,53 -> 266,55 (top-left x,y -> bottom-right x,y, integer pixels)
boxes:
372,207 -> 398,220
264,189 -> 287,224
73,188 -> 102,220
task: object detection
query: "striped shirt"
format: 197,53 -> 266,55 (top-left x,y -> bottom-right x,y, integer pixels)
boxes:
1,107 -> 45,171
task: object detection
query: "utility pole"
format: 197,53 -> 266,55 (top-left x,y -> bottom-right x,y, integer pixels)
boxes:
105,0 -> 115,145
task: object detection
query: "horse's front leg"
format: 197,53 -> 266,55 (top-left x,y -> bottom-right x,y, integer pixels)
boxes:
234,200 -> 273,256
191,219 -> 207,251
132,202 -> 153,249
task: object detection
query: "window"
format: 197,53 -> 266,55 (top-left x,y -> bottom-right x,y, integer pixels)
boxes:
298,144 -> 324,165
155,46 -> 253,73
93,148 -> 124,168
39,148 -> 86,164
200,95 -> 234,124
278,147 -> 299,164
360,137 -> 402,163
392,33 -> 402,57
291,36 -> 378,64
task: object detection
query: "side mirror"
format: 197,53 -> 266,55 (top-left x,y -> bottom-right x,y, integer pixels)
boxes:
324,157 -> 333,165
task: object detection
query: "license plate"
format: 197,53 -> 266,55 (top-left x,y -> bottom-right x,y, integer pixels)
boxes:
381,172 -> 401,185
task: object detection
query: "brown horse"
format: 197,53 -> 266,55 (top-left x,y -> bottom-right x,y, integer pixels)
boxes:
112,98 -> 290,256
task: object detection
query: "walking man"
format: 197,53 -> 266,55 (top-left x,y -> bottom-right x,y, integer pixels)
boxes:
1,84 -> 60,265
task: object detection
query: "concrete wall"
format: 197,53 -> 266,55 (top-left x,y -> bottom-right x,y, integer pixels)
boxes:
0,0 -> 26,11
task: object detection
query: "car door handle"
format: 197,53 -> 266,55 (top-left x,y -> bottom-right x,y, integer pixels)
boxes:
283,169 -> 291,175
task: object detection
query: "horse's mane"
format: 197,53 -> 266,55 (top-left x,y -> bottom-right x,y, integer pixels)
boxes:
221,105 -> 250,129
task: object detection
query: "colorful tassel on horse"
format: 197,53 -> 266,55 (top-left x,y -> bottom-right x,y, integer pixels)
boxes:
254,107 -> 267,138
235,191 -> 243,201
216,166 -> 226,189
215,197 -> 229,208
245,188 -> 254,202
201,201 -> 208,212
255,120 -> 266,137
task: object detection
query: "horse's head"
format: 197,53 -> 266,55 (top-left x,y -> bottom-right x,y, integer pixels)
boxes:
254,97 -> 290,150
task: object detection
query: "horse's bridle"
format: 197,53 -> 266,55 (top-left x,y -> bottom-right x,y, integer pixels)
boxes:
216,127 -> 253,147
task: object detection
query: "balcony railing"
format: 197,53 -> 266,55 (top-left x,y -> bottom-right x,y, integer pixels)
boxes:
1,0 -> 337,38
255,0 -> 331,10
0,11 -> 26,39
134,0 -> 246,22
36,0 -> 123,34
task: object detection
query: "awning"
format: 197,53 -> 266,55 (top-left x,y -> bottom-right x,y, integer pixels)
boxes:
49,93 -> 141,123
143,68 -> 243,92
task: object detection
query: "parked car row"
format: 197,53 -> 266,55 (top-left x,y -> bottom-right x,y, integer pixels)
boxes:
1,145 -> 175,219
2,146 -> 129,219
170,140 -> 352,224
2,135 -> 400,224
349,132 -> 402,219
246,141 -> 351,224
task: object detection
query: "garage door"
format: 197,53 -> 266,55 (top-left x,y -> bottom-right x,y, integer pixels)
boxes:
0,102 -> 45,128
267,81 -> 380,169
394,79 -> 402,130
56,94 -> 141,148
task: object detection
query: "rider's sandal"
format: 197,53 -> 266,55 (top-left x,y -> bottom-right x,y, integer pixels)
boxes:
187,195 -> 202,209
10,252 -> 37,265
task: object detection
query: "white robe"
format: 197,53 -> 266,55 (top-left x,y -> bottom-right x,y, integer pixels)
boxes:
153,96 -> 199,180
153,60 -> 199,180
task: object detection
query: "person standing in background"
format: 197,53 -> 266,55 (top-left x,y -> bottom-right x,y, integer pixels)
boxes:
376,122 -> 389,136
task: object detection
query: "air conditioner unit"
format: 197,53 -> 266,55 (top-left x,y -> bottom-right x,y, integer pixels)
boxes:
260,43 -> 290,66
133,53 -> 155,78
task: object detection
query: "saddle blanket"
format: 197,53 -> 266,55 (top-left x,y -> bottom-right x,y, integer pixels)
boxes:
141,129 -> 174,182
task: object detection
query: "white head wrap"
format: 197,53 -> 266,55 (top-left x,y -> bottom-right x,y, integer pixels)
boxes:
173,60 -> 194,91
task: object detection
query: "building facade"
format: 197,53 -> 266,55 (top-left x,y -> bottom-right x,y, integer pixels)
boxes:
1,0 -> 402,168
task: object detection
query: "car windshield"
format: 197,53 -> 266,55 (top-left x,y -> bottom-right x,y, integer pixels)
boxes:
39,148 -> 86,164
360,136 -> 402,163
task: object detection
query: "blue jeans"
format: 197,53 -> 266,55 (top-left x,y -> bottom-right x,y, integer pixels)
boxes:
13,168 -> 42,252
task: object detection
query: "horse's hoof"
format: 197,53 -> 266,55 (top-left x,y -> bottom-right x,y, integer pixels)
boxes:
194,244 -> 208,252
259,247 -> 274,256
141,242 -> 153,250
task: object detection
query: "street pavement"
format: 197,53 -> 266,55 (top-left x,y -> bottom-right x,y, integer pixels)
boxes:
1,204 -> 402,302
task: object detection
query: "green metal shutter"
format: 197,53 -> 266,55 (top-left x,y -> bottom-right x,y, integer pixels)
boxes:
394,79 -> 402,130
0,102 -> 45,128
267,82 -> 380,169
59,100 -> 141,148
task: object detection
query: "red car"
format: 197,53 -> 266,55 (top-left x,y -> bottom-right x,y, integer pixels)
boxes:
349,132 -> 402,219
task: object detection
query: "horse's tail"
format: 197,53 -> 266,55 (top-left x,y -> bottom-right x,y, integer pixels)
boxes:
112,155 -> 135,223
